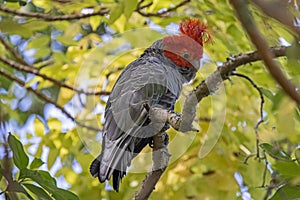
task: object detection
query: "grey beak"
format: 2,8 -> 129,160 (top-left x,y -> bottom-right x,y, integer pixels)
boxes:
191,59 -> 200,70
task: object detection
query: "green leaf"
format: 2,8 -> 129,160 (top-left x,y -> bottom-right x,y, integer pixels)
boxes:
52,188 -> 79,200
277,98 -> 295,136
8,133 -> 29,169
23,20 -> 49,32
123,0 -> 138,19
260,143 -> 292,161
35,48 -> 51,59
19,168 -> 57,193
19,169 -> 79,200
295,107 -> 300,122
259,87 -> 274,101
47,148 -> 59,170
108,4 -> 123,24
56,35 -> 77,46
30,158 -> 45,169
271,90 -> 285,112
294,148 -> 300,165
23,183 -> 52,200
286,41 -> 300,76
27,36 -> 50,49
273,161 -> 300,179
270,185 -> 300,200
0,20 -> 32,38
7,181 -> 33,200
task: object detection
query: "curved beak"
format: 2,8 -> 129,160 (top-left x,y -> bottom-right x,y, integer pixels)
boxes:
191,59 -> 200,70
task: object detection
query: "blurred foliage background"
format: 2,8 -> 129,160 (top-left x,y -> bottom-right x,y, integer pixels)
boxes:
0,0 -> 300,199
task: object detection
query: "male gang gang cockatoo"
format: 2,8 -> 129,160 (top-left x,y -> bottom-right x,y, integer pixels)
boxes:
90,18 -> 210,191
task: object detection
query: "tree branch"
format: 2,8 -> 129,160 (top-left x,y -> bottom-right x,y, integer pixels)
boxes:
0,56 -> 110,96
0,36 -> 29,66
251,0 -> 300,37
134,131 -> 170,200
0,68 -> 101,132
230,0 -> 300,105
136,0 -> 190,17
0,6 -> 109,21
181,46 -> 287,131
134,46 -> 287,198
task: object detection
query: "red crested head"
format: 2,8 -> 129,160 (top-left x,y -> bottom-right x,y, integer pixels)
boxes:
179,18 -> 211,46
162,18 -> 210,68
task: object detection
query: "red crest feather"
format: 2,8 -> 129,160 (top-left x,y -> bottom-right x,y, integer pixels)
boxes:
179,18 -> 210,46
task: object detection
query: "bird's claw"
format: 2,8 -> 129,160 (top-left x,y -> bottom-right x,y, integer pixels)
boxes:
168,110 -> 199,133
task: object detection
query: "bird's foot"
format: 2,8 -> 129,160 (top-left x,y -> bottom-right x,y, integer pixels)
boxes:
168,110 -> 199,133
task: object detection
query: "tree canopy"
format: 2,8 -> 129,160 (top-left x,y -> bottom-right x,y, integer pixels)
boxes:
0,0 -> 300,199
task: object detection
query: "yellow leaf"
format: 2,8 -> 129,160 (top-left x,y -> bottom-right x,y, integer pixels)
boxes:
47,148 -> 59,170
57,88 -> 74,105
124,0 -> 138,19
90,16 -> 102,31
48,118 -> 62,132
34,118 -> 45,137
108,4 -> 123,24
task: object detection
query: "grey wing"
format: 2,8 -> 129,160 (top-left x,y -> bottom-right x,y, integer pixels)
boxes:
105,58 -> 170,141
92,57 -> 179,191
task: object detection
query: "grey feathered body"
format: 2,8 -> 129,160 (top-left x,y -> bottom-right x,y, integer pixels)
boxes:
90,40 -> 197,191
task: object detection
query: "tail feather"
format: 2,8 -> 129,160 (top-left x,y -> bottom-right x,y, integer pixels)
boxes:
112,170 -> 126,192
90,129 -> 153,191
90,154 -> 101,178
90,135 -> 134,191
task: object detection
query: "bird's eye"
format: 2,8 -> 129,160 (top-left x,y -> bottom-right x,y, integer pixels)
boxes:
183,53 -> 190,59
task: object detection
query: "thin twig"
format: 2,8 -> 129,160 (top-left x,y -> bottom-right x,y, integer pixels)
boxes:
0,132 -> 18,200
0,68 -> 101,132
230,0 -> 300,105
0,36 -> 28,66
261,150 -> 268,187
136,0 -> 190,17
0,56 -> 110,96
0,6 -> 109,21
231,72 -> 265,157
243,153 -> 257,164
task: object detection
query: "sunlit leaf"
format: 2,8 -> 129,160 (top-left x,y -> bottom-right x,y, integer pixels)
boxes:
270,185 -> 300,200
23,183 -> 52,200
27,36 -> 50,49
108,4 -> 123,24
90,16 -> 102,31
19,168 -> 57,193
124,0 -> 138,19
30,157 -> 45,169
260,143 -> 292,161
276,98 -> 295,137
52,188 -> 79,200
47,148 -> 59,170
273,161 -> 300,179
34,118 -> 45,137
0,20 -> 33,38
8,133 -> 29,169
